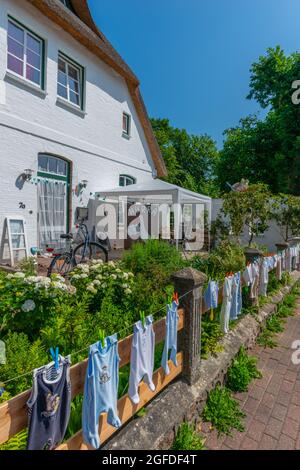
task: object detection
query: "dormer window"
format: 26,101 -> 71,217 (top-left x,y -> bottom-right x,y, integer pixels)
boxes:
119,175 -> 136,187
59,0 -> 72,9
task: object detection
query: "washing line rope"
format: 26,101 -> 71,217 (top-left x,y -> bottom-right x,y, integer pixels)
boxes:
1,287 -> 195,386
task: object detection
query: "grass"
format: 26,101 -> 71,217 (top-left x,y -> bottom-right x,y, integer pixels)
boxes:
172,422 -> 206,450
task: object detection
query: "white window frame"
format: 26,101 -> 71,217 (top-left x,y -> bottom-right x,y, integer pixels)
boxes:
119,175 -> 136,187
7,18 -> 43,89
122,112 -> 131,137
57,53 -> 83,109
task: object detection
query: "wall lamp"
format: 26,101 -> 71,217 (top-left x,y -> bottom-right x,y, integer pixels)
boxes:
22,169 -> 34,182
80,179 -> 88,190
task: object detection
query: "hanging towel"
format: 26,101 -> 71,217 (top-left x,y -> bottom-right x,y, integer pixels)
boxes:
259,258 -> 269,296
220,276 -> 233,334
26,355 -> 71,450
230,272 -> 242,320
161,300 -> 179,375
243,264 -> 253,287
128,315 -> 155,404
82,333 -> 121,449
204,281 -> 219,310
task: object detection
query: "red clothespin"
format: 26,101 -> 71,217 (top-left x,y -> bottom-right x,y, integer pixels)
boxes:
172,292 -> 179,304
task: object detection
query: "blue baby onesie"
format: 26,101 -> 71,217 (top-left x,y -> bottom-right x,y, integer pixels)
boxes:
161,300 -> 179,375
230,272 -> 242,320
128,315 -> 155,405
82,333 -> 121,449
204,281 -> 219,310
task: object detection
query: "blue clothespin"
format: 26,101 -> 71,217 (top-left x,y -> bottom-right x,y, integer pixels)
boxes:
50,347 -> 59,371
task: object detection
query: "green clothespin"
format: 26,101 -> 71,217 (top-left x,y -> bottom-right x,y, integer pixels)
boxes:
140,311 -> 146,328
99,329 -> 106,348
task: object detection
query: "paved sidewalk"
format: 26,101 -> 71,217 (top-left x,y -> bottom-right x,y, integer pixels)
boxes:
203,298 -> 300,450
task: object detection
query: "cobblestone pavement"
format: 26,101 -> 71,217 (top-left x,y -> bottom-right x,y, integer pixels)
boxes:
203,298 -> 300,450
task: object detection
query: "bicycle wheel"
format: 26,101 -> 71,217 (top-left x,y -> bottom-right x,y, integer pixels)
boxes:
47,253 -> 74,277
74,242 -> 108,264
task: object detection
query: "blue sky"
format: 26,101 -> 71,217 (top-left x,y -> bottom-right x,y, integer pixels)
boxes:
88,0 -> 300,148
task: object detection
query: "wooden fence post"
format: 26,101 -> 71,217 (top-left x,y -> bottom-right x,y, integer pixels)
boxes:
172,267 -> 207,385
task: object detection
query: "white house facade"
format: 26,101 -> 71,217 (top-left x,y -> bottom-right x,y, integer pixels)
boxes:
0,0 -> 166,262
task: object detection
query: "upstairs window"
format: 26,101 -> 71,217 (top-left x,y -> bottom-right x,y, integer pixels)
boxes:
57,53 -> 83,108
7,18 -> 44,88
122,112 -> 131,137
119,175 -> 136,187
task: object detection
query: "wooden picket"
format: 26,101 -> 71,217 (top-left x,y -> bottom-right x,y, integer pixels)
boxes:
0,309 -> 184,447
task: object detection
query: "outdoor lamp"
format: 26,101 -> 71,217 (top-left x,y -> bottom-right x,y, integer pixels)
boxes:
22,169 -> 34,181
80,179 -> 88,189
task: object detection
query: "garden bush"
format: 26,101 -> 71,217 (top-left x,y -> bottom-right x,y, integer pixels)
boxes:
202,385 -> 246,436
227,347 -> 262,392
192,240 -> 246,279
172,422 -> 206,450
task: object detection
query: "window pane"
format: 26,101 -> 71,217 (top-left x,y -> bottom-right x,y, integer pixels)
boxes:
57,83 -> 68,99
119,177 -> 125,187
7,37 -> 24,59
8,21 -> 24,44
27,34 -> 40,54
123,114 -> 129,133
58,57 -> 66,73
38,155 -> 48,172
10,220 -> 24,233
12,235 -> 25,249
7,54 -> 23,76
68,64 -> 79,81
68,77 -> 79,93
49,157 -> 58,174
26,65 -> 40,85
26,49 -> 40,69
58,70 -> 67,86
69,91 -> 79,106
57,159 -> 67,176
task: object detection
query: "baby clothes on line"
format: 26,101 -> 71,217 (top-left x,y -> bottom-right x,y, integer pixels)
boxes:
220,276 -> 233,334
82,334 -> 121,449
26,355 -> 71,450
230,272 -> 242,320
243,264 -> 253,287
276,254 -> 282,281
128,315 -> 155,405
161,300 -> 179,375
259,258 -> 269,297
204,281 -> 219,310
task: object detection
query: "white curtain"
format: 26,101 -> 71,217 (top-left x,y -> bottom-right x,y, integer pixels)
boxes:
38,180 -> 67,247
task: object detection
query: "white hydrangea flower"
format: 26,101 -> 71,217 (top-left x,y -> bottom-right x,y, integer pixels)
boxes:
96,274 -> 103,280
80,274 -> 88,279
110,274 -> 117,280
125,288 -> 132,295
6,274 -> 14,280
14,272 -> 25,278
93,280 -> 101,286
86,284 -> 97,294
122,273 -> 129,279
21,299 -> 36,312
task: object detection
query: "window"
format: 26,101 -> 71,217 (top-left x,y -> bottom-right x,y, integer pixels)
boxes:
59,0 -> 74,10
38,155 -> 67,176
119,175 -> 136,187
7,18 -> 44,87
122,112 -> 131,137
57,53 -> 83,108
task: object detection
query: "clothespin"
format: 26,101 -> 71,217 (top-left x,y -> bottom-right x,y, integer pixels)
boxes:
172,292 -> 179,305
0,382 -> 5,398
50,347 -> 59,371
140,311 -> 146,328
99,329 -> 106,348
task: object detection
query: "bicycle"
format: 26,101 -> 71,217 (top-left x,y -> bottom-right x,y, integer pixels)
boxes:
47,223 -> 110,277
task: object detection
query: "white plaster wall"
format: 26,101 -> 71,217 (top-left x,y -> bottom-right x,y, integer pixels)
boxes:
0,0 -> 157,260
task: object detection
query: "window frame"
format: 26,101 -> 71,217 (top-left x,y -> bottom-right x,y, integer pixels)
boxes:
119,174 -> 136,187
7,16 -> 45,90
57,52 -> 84,110
122,112 -> 131,137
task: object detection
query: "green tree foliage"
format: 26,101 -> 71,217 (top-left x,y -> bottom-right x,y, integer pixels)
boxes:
272,194 -> 300,241
151,118 -> 220,196
219,46 -> 300,195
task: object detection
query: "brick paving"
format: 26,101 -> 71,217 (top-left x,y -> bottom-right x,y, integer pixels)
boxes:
202,298 -> 300,450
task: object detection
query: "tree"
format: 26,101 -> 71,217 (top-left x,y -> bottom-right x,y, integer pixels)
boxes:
151,118 -> 220,197
272,194 -> 300,241
220,184 -> 272,246
219,46 -> 300,195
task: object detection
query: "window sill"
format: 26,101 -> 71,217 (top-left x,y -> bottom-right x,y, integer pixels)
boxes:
56,97 -> 86,118
122,132 -> 131,140
4,71 -> 47,98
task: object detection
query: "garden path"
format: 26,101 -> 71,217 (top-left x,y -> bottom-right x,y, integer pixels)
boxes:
202,297 -> 300,450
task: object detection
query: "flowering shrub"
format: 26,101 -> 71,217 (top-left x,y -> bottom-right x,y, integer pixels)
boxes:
0,271 -> 76,338
69,260 -> 134,312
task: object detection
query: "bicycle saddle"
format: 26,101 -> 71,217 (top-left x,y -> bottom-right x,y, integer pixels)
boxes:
60,233 -> 73,240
